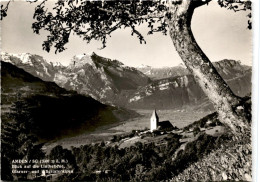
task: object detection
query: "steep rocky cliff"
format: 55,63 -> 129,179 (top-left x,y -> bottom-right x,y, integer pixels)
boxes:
130,59 -> 251,110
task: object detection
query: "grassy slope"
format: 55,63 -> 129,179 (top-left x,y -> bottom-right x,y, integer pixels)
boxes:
171,135 -> 251,181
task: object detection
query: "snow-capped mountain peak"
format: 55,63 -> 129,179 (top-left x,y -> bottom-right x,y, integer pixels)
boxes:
50,61 -> 64,67
1,52 -> 55,81
137,64 -> 151,69
69,54 -> 95,68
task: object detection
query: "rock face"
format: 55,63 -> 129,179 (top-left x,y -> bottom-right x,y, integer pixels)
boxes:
131,59 -> 251,110
128,75 -> 200,109
54,52 -> 150,104
127,72 -> 251,110
213,59 -> 251,80
1,52 -> 251,110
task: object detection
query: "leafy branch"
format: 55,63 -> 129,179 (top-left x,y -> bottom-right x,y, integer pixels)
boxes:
0,0 -> 252,53
0,0 -> 11,20
218,0 -> 252,29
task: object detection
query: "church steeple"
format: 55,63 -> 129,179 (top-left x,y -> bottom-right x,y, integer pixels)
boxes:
152,109 -> 159,121
150,109 -> 159,131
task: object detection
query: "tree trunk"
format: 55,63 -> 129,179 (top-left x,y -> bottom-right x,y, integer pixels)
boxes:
165,1 -> 250,134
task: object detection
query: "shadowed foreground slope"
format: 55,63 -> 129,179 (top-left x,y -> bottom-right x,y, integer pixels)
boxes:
1,61 -> 137,141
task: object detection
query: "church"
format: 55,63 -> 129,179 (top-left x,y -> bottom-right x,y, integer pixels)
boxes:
150,110 -> 174,132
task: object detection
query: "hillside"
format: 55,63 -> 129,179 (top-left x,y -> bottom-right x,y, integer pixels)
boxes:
37,108 -> 251,181
1,61 -> 137,140
171,137 -> 251,181
1,60 -> 69,105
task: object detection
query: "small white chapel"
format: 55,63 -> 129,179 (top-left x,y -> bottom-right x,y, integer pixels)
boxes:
150,109 -> 174,132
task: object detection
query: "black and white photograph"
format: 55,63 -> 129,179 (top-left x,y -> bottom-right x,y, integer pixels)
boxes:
0,0 -> 258,181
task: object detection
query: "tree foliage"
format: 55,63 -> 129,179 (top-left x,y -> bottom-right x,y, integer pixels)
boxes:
217,0 -> 252,29
0,0 -> 251,53
1,100 -> 45,180
0,1 -> 10,20
31,0 -> 168,53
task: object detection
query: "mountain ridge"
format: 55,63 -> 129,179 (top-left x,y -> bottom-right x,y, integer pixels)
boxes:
136,59 -> 251,80
1,52 -> 251,111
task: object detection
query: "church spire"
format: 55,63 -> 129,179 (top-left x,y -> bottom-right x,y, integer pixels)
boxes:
150,109 -> 159,131
151,109 -> 159,121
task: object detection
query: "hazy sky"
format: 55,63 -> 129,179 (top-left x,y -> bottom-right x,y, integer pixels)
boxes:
1,1 -> 252,67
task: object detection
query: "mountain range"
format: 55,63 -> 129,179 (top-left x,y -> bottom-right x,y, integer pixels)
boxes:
136,63 -> 189,80
1,52 -> 251,111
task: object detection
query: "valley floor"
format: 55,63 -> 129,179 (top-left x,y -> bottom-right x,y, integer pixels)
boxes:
44,109 -> 210,152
